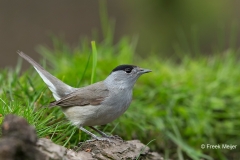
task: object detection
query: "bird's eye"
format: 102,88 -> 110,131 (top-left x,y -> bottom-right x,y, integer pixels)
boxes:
125,68 -> 132,73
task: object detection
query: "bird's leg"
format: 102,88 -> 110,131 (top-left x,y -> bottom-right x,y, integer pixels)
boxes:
79,126 -> 99,139
79,126 -> 122,142
89,126 -> 109,137
79,126 -> 111,141
89,126 -> 123,141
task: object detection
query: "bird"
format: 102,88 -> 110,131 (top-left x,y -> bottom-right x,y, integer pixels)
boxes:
18,51 -> 151,140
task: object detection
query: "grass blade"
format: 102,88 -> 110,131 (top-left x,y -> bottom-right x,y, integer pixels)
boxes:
91,41 -> 98,84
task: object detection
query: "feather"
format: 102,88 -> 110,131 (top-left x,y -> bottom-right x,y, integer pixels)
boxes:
18,51 -> 75,100
49,81 -> 109,107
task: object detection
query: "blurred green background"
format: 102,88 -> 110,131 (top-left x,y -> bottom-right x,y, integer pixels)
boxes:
1,0 -> 240,159
126,0 -> 240,56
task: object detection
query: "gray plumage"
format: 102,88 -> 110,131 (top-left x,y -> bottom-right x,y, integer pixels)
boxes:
49,82 -> 109,107
18,51 -> 151,140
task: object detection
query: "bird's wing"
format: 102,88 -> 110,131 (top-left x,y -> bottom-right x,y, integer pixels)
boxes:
18,51 -> 75,100
49,81 -> 109,107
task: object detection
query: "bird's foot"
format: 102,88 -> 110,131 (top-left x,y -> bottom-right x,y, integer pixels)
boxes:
103,135 -> 123,141
84,135 -> 123,143
85,137 -> 112,143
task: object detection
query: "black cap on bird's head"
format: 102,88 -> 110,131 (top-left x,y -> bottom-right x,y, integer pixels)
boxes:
111,65 -> 137,73
111,64 -> 151,75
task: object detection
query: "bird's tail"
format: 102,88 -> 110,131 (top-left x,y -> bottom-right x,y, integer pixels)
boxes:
18,51 -> 75,100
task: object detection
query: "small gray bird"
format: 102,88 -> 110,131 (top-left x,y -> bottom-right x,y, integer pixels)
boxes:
18,51 -> 151,140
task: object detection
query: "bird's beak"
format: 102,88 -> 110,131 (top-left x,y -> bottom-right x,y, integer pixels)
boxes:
137,67 -> 152,74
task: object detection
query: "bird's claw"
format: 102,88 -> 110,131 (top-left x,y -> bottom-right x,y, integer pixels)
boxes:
104,135 -> 123,141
